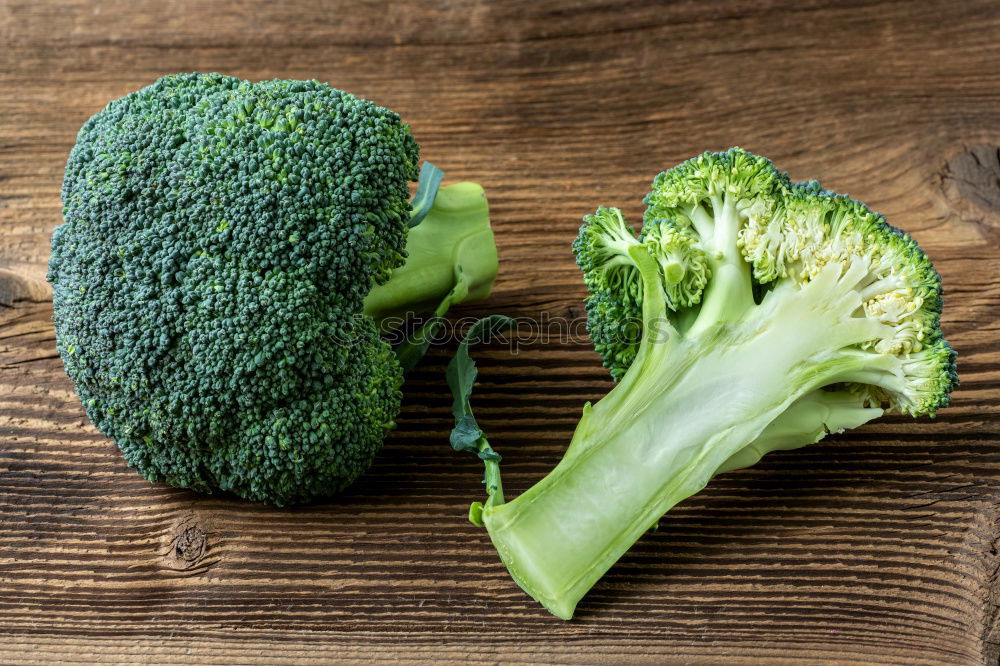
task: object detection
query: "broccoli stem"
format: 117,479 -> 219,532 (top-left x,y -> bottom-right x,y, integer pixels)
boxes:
363,179 -> 497,325
715,389 -> 883,474
483,347 -> 804,619
480,251 -> 889,620
468,432 -> 505,527
687,196 -> 755,337
482,353 -> 877,619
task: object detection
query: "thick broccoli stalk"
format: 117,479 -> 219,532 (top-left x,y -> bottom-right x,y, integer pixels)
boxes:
457,149 -> 956,619
49,74 -> 497,506
366,168 -> 497,374
365,164 -> 496,328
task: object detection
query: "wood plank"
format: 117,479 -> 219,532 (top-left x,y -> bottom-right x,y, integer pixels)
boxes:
1,0 -> 999,663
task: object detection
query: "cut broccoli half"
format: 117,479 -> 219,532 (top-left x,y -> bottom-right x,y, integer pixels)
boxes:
451,148 -> 956,619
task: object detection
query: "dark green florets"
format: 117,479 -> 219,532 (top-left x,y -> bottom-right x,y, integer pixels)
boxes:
582,290 -> 643,382
49,73 -> 421,505
572,207 -> 644,381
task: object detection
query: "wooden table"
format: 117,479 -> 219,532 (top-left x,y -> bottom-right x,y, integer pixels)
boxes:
2,1 -> 998,663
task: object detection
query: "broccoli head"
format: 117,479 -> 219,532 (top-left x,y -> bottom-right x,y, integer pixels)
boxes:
453,148 -> 956,619
49,73 -> 496,505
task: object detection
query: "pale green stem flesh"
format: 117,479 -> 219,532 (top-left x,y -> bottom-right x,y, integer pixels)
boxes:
363,182 -> 497,325
715,390 -> 884,474
662,261 -> 685,285
688,197 -> 755,337
481,256 -> 886,620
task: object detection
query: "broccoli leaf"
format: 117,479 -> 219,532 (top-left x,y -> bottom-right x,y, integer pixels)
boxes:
445,314 -> 512,525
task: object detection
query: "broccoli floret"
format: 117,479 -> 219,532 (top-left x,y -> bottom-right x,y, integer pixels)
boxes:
48,73 -> 497,506
453,148 -> 956,619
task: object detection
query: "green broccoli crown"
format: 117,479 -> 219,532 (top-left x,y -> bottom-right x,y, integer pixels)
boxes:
641,220 -> 711,309
49,73 -> 422,505
574,147 -> 956,416
573,206 -> 644,301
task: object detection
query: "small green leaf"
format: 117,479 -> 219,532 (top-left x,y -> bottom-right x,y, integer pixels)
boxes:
445,314 -> 513,526
446,314 -> 513,421
450,414 -> 482,453
477,446 -> 501,462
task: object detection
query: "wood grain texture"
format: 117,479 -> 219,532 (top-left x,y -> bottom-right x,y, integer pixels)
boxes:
1,0 -> 999,663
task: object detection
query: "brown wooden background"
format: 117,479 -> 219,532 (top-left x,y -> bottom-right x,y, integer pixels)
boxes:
2,1 -> 999,663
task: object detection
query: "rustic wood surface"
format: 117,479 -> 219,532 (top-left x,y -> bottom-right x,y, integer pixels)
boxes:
2,0 -> 999,663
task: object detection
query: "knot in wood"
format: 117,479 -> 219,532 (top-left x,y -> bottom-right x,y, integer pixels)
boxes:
941,145 -> 1000,242
163,515 -> 213,574
174,524 -> 207,564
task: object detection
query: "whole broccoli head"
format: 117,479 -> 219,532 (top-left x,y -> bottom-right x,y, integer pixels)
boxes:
49,73 -> 496,505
